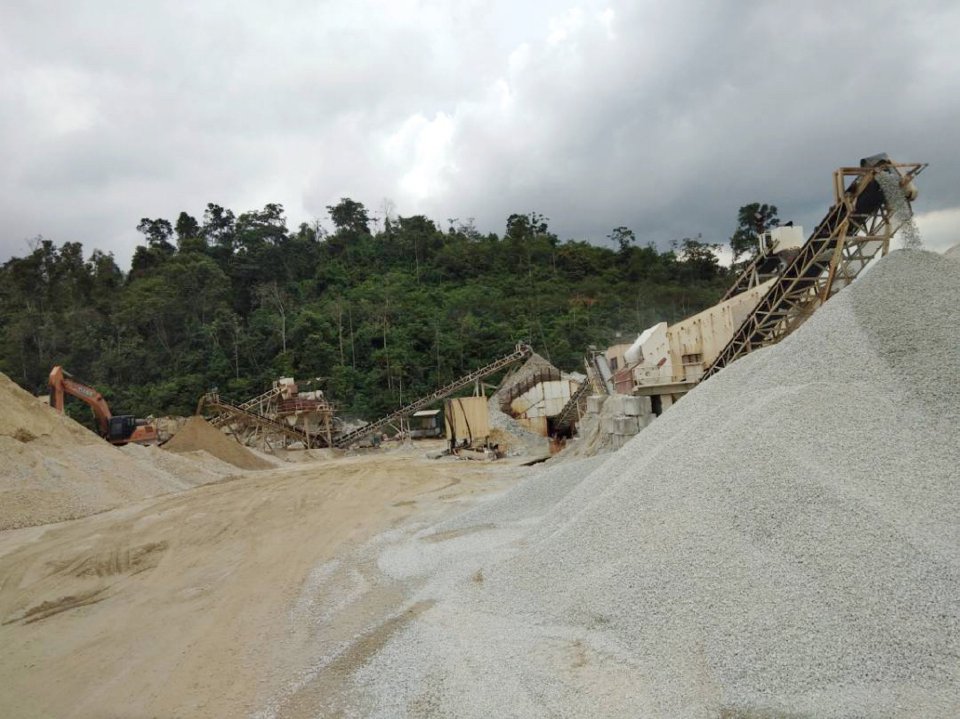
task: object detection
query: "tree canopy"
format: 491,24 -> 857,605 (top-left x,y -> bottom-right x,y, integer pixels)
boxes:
729,202 -> 779,262
1,201 -> 734,426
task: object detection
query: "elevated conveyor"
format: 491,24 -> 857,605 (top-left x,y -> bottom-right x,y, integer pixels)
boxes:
553,379 -> 591,434
197,392 -> 332,447
701,155 -> 925,381
335,343 -> 532,448
209,385 -> 282,428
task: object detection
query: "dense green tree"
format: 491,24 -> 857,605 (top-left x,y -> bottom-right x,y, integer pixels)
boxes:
326,198 -> 370,235
729,202 -> 779,262
0,201 -> 735,419
677,236 -> 722,281
608,226 -> 636,255
136,218 -> 176,252
175,212 -> 201,245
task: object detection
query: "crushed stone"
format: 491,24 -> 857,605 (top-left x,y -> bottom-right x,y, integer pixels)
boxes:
343,250 -> 960,718
877,170 -> 923,249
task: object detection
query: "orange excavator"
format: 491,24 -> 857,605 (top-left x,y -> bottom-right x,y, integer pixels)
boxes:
48,366 -> 158,445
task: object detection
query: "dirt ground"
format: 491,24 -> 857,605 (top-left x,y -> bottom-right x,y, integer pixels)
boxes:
0,443 -> 519,718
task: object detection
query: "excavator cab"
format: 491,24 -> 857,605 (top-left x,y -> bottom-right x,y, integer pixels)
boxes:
108,415 -> 139,442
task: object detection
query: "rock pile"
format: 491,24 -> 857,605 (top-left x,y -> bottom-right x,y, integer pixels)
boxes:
348,250 -> 960,717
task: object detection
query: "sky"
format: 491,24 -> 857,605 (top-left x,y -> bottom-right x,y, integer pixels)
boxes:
1,0 -> 958,269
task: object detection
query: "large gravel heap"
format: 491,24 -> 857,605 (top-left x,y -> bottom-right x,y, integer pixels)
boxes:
0,377 -> 251,530
347,250 -> 960,717
0,373 -> 193,529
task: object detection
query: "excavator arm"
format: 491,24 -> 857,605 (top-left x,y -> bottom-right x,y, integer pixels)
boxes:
49,365 -> 112,436
48,366 -> 157,445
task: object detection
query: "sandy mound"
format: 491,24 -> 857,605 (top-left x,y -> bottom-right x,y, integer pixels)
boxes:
348,250 -> 960,717
0,373 -> 99,445
165,417 -> 273,470
120,443 -> 241,486
0,372 -> 193,530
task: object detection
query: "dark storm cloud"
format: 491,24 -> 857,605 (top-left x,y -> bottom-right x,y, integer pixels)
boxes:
1,0 -> 957,267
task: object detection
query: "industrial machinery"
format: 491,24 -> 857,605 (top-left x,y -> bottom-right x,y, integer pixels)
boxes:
609,153 -> 925,410
48,366 -> 158,445
334,343 -> 533,448
197,377 -> 336,450
196,345 -> 534,451
702,153 -> 925,378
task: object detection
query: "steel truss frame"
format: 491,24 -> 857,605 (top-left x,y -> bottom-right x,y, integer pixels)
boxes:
702,161 -> 926,380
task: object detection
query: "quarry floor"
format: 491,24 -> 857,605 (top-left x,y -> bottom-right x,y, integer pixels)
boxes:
0,443 -> 520,719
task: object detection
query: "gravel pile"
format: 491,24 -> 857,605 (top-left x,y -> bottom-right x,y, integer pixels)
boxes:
0,372 -> 97,445
482,352 -> 559,456
346,250 -> 960,717
0,376 -> 257,529
877,170 -> 923,249
486,407 -> 549,456
435,455 -> 608,533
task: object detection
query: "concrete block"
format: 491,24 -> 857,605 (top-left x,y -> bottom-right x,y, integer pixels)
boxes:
615,416 -> 640,435
586,395 -> 607,415
622,396 -> 651,416
602,417 -> 619,434
604,394 -> 627,415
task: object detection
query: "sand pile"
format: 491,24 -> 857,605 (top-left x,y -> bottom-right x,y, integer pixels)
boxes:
0,373 -> 98,445
165,417 -> 273,470
0,373 -> 192,530
120,443 -> 241,486
346,250 -> 960,717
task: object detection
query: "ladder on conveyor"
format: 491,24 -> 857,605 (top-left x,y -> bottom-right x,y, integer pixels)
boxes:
209,386 -> 282,428
334,343 -> 533,448
198,393 -> 329,447
701,155 -> 926,381
553,379 -> 592,434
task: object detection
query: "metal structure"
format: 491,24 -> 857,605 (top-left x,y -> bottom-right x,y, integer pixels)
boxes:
702,155 -> 925,380
334,343 -> 533,448
586,351 -> 613,395
198,381 -> 336,449
552,379 -> 591,435
720,226 -> 804,301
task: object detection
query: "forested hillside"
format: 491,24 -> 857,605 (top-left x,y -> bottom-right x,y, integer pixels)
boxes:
0,199 -> 730,421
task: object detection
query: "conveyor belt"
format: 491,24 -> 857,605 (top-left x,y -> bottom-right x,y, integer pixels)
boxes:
334,344 -> 533,447
702,157 -> 926,381
553,380 -> 591,433
198,393 -> 329,447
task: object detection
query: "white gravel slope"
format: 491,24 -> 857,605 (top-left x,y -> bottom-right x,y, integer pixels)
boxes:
349,250 -> 960,718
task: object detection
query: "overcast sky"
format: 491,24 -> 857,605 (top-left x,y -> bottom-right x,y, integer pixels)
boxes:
2,0 -> 958,268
